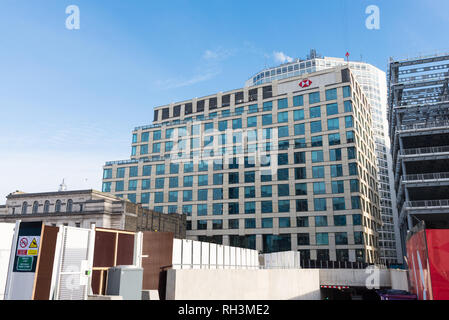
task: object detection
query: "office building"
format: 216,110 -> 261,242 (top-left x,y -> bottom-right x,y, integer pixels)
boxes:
102,65 -> 381,263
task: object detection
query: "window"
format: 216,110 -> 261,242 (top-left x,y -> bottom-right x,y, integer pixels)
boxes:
295,183 -> 307,196
169,191 -> 178,202
263,234 -> 291,253
229,187 -> 239,199
329,148 -> 342,161
170,163 -> 179,174
245,218 -> 256,229
278,184 -> 290,197
132,133 -> 137,143
326,88 -> 337,101
293,95 -> 304,106
229,172 -> 239,184
213,203 -> 223,215
278,126 -> 289,138
261,201 -> 273,213
183,190 -> 193,201
261,185 -> 272,197
295,138 -> 306,148
212,220 -> 223,230
314,198 -> 327,211
131,146 -> 136,156
349,163 -> 358,175
247,116 -> 257,127
153,130 -> 161,140
310,121 -> 322,133
197,189 -> 208,201
353,214 -> 362,225
198,160 -> 208,172
333,197 -> 346,210
228,202 -> 239,215
309,92 -> 320,104
313,182 -> 326,194
347,147 -> 356,160
317,249 -> 329,261
55,200 -> 61,213
198,174 -> 208,186
346,131 -> 355,143
297,217 -> 309,227
345,116 -> 354,128
294,152 -> 305,164
103,168 -> 112,179
115,181 -> 124,192
343,86 -> 351,98
116,167 -> 125,178
197,220 -> 207,230
278,111 -> 289,123
229,219 -> 239,229
129,180 -> 138,191
141,193 -> 150,204
331,164 -> 343,177
245,156 -> 255,168
156,164 -> 165,175
311,150 -> 323,163
312,166 -> 324,178
197,204 -> 207,216
244,186 -> 255,198
294,109 -> 304,121
316,233 -> 329,245
278,98 -> 288,109
263,101 -> 273,111
102,182 -> 111,193
213,173 -> 223,185
351,196 -> 361,209
262,114 -> 272,126
335,232 -> 348,245
344,100 -> 352,112
354,231 -> 364,244
336,249 -> 349,262
297,233 -> 310,245
32,201 -> 39,214
328,133 -> 341,146
155,178 -> 164,189
232,118 -> 242,129
44,201 -> 50,213
350,179 -> 359,192
245,171 -> 255,183
294,123 -> 305,135
334,215 -> 347,226
165,128 -> 174,139
296,199 -> 308,212
277,168 -> 289,181
331,181 -> 344,194
261,170 -> 272,182
327,118 -> 339,130
279,217 -> 291,228
140,145 -> 148,155
278,200 -> 290,213
213,160 -> 223,171
262,218 -> 273,228
154,192 -> 164,203
309,106 -> 321,118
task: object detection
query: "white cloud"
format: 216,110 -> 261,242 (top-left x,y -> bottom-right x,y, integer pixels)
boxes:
273,51 -> 293,64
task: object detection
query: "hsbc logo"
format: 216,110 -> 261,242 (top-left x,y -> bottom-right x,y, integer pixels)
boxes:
299,79 -> 312,88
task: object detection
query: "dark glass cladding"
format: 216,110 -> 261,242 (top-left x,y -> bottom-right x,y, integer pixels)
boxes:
162,107 -> 169,120
248,88 -> 258,102
185,102 -> 193,115
235,91 -> 244,104
197,100 -> 205,112
173,105 -> 181,117
222,94 -> 230,107
341,68 -> 350,83
209,97 -> 217,110
263,85 -> 272,99
153,109 -> 159,122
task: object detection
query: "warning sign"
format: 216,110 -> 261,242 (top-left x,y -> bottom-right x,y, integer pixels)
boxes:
29,238 -> 38,248
16,236 -> 40,256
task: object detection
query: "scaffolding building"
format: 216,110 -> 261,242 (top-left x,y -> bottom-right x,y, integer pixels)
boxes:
388,52 -> 449,257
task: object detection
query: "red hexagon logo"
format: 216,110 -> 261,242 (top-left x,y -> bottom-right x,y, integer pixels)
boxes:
299,79 -> 312,88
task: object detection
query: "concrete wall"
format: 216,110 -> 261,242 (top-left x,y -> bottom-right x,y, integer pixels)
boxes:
319,268 -> 391,287
390,270 -> 409,291
166,269 -> 321,300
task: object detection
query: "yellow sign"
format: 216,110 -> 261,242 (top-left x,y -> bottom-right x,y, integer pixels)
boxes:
27,250 -> 38,256
29,238 -> 38,248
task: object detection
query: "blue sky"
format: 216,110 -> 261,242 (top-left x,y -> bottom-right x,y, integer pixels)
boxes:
1,0 -> 449,201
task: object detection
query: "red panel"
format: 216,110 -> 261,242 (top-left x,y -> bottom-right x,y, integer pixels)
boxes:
426,229 -> 449,300
406,230 -> 433,300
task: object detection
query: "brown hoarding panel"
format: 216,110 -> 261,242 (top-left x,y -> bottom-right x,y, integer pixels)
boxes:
93,231 -> 116,267
141,232 -> 174,298
116,233 -> 135,265
33,225 -> 59,300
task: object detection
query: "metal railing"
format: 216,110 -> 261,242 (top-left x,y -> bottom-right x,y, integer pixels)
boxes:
402,172 -> 449,182
405,199 -> 449,208
398,120 -> 449,132
401,145 -> 449,156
